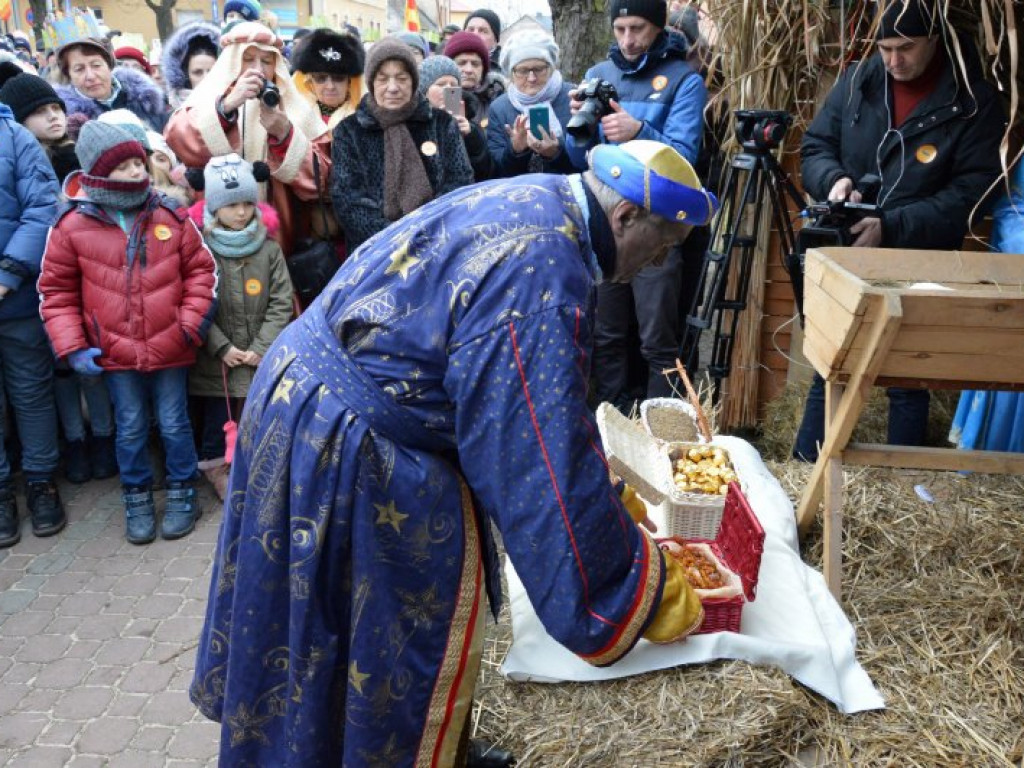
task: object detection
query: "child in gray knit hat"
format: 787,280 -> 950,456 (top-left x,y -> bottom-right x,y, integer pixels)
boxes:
188,153 -> 294,500
38,119 -> 218,546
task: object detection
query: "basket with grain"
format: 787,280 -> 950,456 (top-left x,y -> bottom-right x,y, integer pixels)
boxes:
596,404 -> 741,540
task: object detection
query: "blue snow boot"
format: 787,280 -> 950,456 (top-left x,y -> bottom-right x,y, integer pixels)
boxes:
161,480 -> 200,540
123,486 -> 156,545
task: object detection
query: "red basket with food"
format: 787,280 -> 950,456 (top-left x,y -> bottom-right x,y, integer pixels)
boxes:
657,482 -> 764,635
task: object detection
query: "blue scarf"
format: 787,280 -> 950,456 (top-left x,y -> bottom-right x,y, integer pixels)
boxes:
203,213 -> 266,258
506,70 -> 565,138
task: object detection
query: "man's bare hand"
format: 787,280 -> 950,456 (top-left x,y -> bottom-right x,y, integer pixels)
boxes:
599,99 -> 642,143
828,176 -> 855,202
850,216 -> 883,247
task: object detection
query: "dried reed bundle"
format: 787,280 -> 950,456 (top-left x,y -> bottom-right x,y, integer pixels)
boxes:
717,202 -> 772,431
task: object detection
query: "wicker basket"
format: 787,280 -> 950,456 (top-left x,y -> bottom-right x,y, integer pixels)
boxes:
640,398 -> 703,444
659,482 -> 764,635
596,405 -> 738,540
658,442 -> 737,540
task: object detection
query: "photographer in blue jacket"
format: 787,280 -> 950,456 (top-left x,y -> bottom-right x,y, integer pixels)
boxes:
566,0 -> 708,409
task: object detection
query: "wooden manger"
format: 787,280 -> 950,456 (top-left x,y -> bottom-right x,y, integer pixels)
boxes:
795,247 -> 1024,599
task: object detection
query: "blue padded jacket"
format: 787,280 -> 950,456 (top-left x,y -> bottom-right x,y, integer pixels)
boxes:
566,30 -> 706,169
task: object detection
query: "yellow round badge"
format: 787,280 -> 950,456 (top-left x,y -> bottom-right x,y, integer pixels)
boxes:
245,278 -> 262,296
421,141 -> 438,157
153,224 -> 172,241
915,144 -> 938,164
651,75 -> 668,92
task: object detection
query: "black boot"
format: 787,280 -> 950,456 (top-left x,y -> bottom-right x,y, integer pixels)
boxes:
466,739 -> 515,768
90,434 -> 119,480
64,439 -> 92,483
0,484 -> 19,548
26,480 -> 67,537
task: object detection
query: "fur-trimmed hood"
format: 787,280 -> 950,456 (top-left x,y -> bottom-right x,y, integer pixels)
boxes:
55,66 -> 168,131
162,22 -> 221,94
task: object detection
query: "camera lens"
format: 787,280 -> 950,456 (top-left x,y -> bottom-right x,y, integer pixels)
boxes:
260,82 -> 281,108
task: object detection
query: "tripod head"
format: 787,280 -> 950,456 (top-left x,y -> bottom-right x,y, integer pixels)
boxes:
734,110 -> 793,153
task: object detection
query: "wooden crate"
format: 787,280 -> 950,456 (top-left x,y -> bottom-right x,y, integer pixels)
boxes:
802,247 -> 1024,389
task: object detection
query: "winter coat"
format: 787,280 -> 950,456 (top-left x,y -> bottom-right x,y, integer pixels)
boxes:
487,81 -> 582,177
330,94 -> 475,250
566,30 -> 706,168
472,70 -> 506,126
161,22 -> 221,110
189,236 -> 294,398
801,35 -> 1005,250
47,141 -> 81,186
55,67 -> 168,132
460,91 -> 493,182
0,103 -> 59,322
39,175 -> 217,372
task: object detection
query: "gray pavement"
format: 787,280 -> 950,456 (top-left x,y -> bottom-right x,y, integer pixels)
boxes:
0,476 -> 221,767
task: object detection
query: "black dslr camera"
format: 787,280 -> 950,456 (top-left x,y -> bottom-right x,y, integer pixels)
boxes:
566,78 -> 619,140
797,174 -> 882,252
734,109 -> 792,151
258,79 -> 281,108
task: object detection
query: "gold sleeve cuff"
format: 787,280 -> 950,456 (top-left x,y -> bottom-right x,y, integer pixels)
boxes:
620,483 -> 648,524
642,552 -> 705,644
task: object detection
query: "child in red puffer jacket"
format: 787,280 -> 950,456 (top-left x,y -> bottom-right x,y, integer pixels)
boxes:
39,121 -> 217,546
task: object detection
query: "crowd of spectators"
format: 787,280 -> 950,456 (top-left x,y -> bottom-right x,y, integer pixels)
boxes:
0,0 -> 1012,562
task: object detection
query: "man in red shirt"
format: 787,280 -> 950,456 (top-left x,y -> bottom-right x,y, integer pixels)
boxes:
794,0 -> 1005,459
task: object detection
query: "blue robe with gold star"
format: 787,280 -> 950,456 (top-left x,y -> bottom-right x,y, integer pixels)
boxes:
191,174 -> 667,767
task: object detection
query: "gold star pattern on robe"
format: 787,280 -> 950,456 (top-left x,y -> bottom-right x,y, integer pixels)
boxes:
271,377 -> 295,405
384,240 -> 421,280
374,500 -> 408,533
349,660 -> 370,695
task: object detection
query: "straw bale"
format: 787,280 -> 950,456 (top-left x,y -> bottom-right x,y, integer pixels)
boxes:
472,458 -> 1024,767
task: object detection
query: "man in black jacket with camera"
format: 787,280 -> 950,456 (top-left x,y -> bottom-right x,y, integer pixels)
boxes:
793,0 -> 1005,461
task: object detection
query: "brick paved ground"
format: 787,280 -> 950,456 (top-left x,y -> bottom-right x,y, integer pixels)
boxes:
0,476 -> 222,767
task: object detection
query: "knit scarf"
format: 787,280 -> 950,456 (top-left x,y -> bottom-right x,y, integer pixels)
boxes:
203,214 -> 267,257
81,174 -> 151,210
506,70 -> 565,138
366,97 -> 434,222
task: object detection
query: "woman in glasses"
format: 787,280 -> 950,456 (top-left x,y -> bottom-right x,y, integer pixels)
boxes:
290,28 -> 364,130
486,31 -> 582,177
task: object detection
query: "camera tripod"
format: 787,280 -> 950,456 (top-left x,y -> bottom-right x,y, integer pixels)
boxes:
680,110 -> 807,403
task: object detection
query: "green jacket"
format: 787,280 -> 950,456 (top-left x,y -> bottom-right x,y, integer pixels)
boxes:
190,238 -> 294,398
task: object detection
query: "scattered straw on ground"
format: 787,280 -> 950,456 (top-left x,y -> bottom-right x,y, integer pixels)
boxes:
472,400 -> 1024,767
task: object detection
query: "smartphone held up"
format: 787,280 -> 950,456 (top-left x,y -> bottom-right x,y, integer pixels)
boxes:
528,105 -> 550,140
442,85 -> 463,115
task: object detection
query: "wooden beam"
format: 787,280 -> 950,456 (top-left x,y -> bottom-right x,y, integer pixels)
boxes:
822,380 -> 844,601
844,444 -> 1024,474
796,292 -> 904,535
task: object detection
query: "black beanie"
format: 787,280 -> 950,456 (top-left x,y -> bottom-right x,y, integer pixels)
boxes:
877,0 -> 938,40
464,9 -> 502,42
609,0 -> 667,29
0,72 -> 65,124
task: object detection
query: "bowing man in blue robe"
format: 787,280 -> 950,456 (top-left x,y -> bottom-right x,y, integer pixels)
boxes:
191,140 -> 719,767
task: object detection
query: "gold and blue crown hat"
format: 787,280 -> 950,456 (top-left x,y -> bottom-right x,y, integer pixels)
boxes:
590,140 -> 719,226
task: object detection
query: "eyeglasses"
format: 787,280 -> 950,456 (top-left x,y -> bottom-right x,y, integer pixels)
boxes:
309,73 -> 349,85
512,64 -> 551,80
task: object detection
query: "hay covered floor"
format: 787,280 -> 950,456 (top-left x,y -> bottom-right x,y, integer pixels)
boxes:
472,426 -> 1024,765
